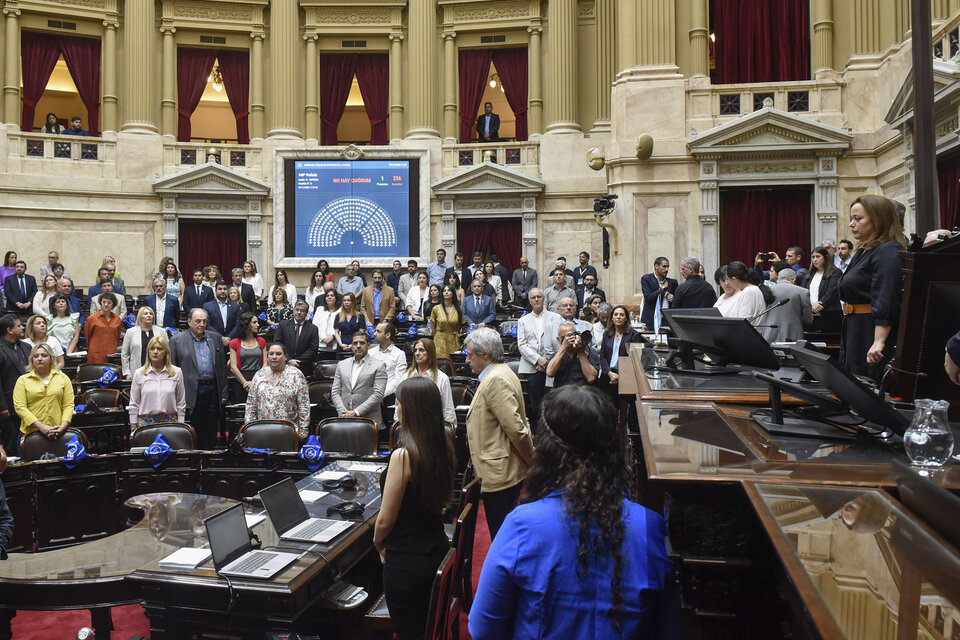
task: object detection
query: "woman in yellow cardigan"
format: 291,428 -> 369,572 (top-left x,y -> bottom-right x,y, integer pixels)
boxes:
13,344 -> 74,440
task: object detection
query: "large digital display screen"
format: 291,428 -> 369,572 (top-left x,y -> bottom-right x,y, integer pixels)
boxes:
289,159 -> 415,258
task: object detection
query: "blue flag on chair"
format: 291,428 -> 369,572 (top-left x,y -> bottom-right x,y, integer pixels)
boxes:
366,325 -> 376,340
258,312 -> 267,322
298,435 -> 325,472
97,367 -> 118,388
406,324 -> 419,339
165,327 -> 179,336
62,434 -> 89,469
123,313 -> 137,329
144,433 -> 174,468
396,311 -> 407,323
509,324 -> 518,338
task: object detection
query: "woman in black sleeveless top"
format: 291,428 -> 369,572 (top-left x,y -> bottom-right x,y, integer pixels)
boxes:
374,377 -> 456,640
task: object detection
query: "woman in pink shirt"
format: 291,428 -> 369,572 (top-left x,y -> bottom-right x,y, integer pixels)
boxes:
128,336 -> 186,431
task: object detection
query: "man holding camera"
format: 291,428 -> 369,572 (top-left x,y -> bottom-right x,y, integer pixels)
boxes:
546,321 -> 599,387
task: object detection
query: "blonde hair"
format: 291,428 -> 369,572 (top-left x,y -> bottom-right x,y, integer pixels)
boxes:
27,343 -> 60,373
338,292 -> 358,322
135,306 -> 155,327
24,314 -> 48,342
244,260 -> 258,275
850,195 -> 907,251
141,336 -> 176,377
227,286 -> 241,302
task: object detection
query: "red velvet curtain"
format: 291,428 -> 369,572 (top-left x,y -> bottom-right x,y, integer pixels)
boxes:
458,50 -> 493,143
320,54 -> 359,145
456,220 -> 495,266
178,220 -> 247,278
217,49 -> 250,144
355,54 -> 390,145
721,188 -> 811,266
56,35 -> 101,136
177,48 -> 219,142
20,31 -> 65,132
711,0 -> 809,84
491,48 -> 528,142
457,219 -> 522,275
938,154 -> 960,230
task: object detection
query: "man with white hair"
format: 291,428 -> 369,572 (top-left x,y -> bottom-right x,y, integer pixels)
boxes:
464,327 -> 533,539
763,268 -> 813,343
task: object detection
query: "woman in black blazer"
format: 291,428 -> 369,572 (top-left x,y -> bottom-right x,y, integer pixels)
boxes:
802,246 -> 842,332
599,304 -> 645,428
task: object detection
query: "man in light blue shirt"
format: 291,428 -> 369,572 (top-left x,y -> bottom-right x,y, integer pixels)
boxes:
426,248 -> 448,286
337,264 -> 364,296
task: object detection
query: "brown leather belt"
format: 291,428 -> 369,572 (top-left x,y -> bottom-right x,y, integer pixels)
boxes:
842,303 -> 872,315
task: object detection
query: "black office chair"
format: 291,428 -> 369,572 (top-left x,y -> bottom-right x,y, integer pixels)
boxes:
130,422 -> 197,450
20,428 -> 89,462
237,419 -> 300,452
80,388 -> 121,408
449,381 -> 475,405
76,363 -> 122,389
308,380 -> 337,427
317,361 -> 339,380
317,417 -> 378,455
437,357 -> 455,378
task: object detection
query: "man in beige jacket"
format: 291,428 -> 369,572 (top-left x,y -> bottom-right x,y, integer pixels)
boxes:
464,327 -> 534,539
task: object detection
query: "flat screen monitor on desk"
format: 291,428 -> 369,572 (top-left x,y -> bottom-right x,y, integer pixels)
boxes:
665,315 -> 780,371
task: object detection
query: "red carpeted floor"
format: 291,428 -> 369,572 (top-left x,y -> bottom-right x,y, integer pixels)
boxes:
10,505 -> 494,640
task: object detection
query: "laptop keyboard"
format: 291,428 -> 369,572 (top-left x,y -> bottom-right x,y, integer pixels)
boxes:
230,550 -> 279,573
292,519 -> 335,539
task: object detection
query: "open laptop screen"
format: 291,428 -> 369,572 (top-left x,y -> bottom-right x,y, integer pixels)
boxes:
205,503 -> 252,571
259,478 -> 311,535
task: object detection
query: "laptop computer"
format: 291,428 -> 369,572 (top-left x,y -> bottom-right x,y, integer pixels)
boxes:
259,478 -> 354,544
204,503 -> 300,580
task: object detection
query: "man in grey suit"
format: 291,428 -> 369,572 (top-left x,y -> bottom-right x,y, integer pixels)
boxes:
516,289 -> 561,423
510,256 -> 538,308
331,332 -> 388,429
763,268 -> 813,343
169,308 -> 228,449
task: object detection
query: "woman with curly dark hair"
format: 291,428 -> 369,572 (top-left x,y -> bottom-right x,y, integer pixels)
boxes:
469,385 -> 671,639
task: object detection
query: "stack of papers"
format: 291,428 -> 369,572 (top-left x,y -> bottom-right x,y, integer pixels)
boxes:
159,547 -> 211,570
298,489 -> 329,503
342,462 -> 386,473
313,470 -> 351,482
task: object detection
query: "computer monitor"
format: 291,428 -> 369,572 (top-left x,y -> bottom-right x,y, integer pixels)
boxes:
665,315 -> 780,370
259,478 -> 311,536
204,503 -> 254,572
661,308 -> 722,342
790,344 -> 910,437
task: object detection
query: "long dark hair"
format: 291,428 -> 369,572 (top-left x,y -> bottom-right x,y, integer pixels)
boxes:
728,261 -> 775,305
395,377 -> 455,514
810,246 -> 835,279
604,304 -> 632,337
524,386 -> 632,630
2,251 -> 15,268
440,284 -> 463,324
236,312 -> 257,340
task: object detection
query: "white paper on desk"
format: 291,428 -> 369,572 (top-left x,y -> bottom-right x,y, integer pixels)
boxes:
342,462 -> 386,473
245,513 -> 266,528
298,489 -> 330,503
313,470 -> 351,481
159,547 -> 211,570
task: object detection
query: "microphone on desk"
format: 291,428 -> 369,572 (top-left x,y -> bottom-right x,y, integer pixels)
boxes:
745,298 -> 789,324
754,324 -> 779,330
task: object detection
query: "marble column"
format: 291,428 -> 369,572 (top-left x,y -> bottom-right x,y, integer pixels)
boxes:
591,0 -> 614,131
267,0 -> 301,138
853,0 -> 880,55
160,26 -> 176,137
250,33 -> 264,140
812,0 -> 834,72
637,0 -> 677,68
101,18 -> 119,132
689,0 -> 709,77
406,0 -> 439,138
527,25 -> 542,136
121,0 -> 158,133
388,33 -> 404,141
3,7 -> 20,127
442,31 -> 457,141
304,34 -> 318,142
544,0 -> 579,134
616,0 -> 636,77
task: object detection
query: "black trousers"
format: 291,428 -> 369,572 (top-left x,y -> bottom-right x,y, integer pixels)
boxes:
0,413 -> 18,457
482,482 -> 523,541
383,544 -> 447,640
190,382 -> 222,449
527,370 -> 547,428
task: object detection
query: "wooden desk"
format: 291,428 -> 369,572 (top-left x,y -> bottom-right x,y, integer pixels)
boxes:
745,482 -> 960,640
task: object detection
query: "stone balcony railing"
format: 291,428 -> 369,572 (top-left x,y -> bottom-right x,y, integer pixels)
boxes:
162,141 -> 264,175
7,131 -> 116,178
440,139 -> 540,178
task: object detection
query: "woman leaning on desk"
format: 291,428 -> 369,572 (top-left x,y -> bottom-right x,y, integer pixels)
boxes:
469,385 -> 671,639
374,376 -> 456,640
13,344 -> 74,441
837,195 -> 906,382
128,336 -> 186,431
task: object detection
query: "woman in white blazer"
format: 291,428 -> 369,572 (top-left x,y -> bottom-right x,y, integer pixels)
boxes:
121,307 -> 167,377
312,289 -> 341,352
404,273 -> 431,321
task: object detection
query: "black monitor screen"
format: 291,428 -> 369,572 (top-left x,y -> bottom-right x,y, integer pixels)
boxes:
284,159 -> 419,259
204,503 -> 250,570
259,478 -> 310,535
666,315 -> 780,370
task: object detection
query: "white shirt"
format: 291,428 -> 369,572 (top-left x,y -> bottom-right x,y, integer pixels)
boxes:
306,287 -> 326,312
373,343 -> 407,397
268,283 -> 297,304
407,368 -> 456,425
405,286 -> 429,316
154,294 -> 167,326
24,335 -> 64,356
243,274 -> 265,297
714,290 -> 742,317
834,255 -> 850,273
351,354 -> 369,388
727,286 -> 767,326
808,271 -> 823,306
217,300 -> 229,326
313,306 -> 339,349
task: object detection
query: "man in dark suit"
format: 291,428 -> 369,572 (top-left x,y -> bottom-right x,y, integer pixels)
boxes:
444,252 -> 472,290
463,279 -> 496,328
105,264 -> 126,296
182,269 -> 214,317
576,273 -> 606,308
490,254 -> 512,302
511,256 -> 538,308
0,314 -> 30,455
274,300 -> 319,375
144,278 -> 181,328
169,308 -> 228,449
640,257 -> 678,330
86,267 -> 110,305
572,251 -> 598,288
230,268 -> 256,312
3,262 -> 37,314
476,101 -> 500,142
203,281 -> 239,346
673,257 -> 718,309
51,278 -> 82,315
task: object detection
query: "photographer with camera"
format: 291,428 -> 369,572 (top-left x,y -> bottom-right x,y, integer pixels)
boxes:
546,322 -> 599,387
